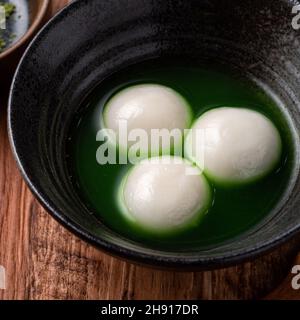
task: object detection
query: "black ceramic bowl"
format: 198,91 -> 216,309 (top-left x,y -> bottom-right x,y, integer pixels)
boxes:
8,0 -> 300,269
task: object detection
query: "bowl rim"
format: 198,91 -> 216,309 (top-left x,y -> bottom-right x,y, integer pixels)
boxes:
7,0 -> 300,270
0,0 -> 50,60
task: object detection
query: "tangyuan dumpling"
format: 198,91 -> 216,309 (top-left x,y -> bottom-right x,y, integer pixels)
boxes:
185,107 -> 282,185
118,156 -> 212,233
102,84 -> 192,155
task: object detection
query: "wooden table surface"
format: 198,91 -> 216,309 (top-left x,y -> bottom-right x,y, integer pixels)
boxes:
0,0 -> 300,300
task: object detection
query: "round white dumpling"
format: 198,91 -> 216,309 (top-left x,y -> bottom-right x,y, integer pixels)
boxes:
102,84 -> 192,155
185,107 -> 282,184
118,156 -> 211,233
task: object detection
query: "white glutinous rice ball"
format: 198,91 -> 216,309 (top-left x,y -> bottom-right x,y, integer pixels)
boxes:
118,156 -> 211,233
102,84 -> 192,155
185,107 -> 282,185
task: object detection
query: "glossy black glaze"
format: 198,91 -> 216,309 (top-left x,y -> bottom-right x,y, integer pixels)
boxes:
8,0 -> 300,269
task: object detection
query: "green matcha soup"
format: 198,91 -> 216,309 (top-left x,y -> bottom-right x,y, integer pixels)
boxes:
67,59 -> 294,251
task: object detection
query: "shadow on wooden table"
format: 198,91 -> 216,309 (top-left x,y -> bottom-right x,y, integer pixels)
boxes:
127,236 -> 300,300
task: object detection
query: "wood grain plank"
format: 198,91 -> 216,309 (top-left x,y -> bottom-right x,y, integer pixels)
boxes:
0,0 -> 300,300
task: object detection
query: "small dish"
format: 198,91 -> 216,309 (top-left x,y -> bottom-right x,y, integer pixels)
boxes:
0,0 -> 49,90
